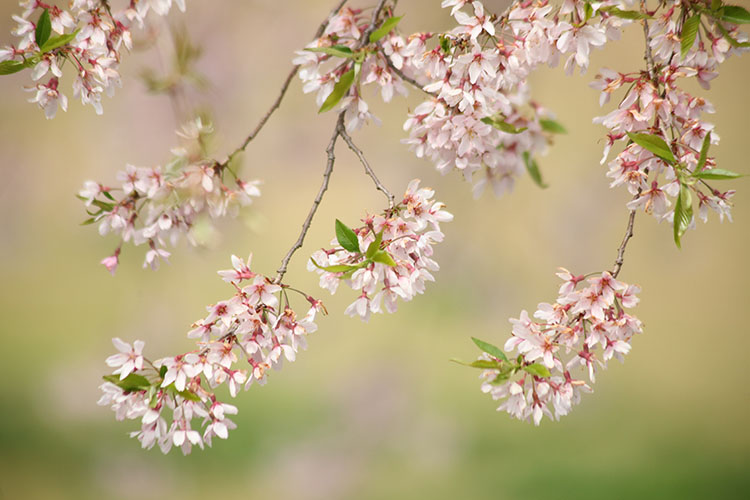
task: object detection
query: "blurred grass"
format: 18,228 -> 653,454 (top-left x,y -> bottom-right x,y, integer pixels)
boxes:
0,1 -> 749,499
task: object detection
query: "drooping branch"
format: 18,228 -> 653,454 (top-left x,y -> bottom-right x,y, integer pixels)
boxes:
218,0 -> 348,169
273,0 -> 393,283
274,114 -> 344,284
337,125 -> 395,208
611,201 -> 638,279
384,57 -> 433,96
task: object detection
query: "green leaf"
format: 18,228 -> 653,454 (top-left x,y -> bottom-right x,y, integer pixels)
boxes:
310,258 -> 361,273
681,14 -> 701,59
720,5 -> 750,24
41,29 -> 80,53
102,373 -> 151,392
627,132 -> 676,164
159,365 -> 168,378
365,231 -> 383,259
693,168 -> 743,180
35,9 -> 52,48
370,16 -> 403,43
450,358 -> 502,369
523,151 -> 548,189
318,68 -> 355,113
335,219 -> 360,253
439,35 -> 452,54
80,217 -> 98,226
539,118 -> 567,134
481,116 -> 527,134
673,182 -> 693,248
697,132 -> 711,172
304,45 -> 355,59
471,337 -> 509,362
91,199 -> 115,211
711,0 -> 722,10
490,372 -> 512,384
370,250 -> 397,267
583,1 -> 594,22
603,8 -> 652,20
522,363 -> 551,378
0,61 -> 28,75
175,389 -> 202,402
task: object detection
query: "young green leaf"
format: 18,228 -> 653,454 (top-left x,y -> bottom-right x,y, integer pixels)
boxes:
720,5 -> 750,24
603,8 -> 651,20
693,168 -> 743,180
370,250 -> 397,267
471,337 -> 509,362
41,29 -> 80,53
159,365 -> 168,378
523,151 -> 548,189
439,35 -> 452,54
309,258 -> 361,273
539,118 -> 567,134
673,182 -> 693,248
365,231 -> 383,259
370,16 -> 403,43
681,14 -> 701,59
304,45 -> 355,59
627,132 -> 676,164
35,9 -> 52,48
697,132 -> 711,172
318,68 -> 355,113
175,389 -> 202,402
0,61 -> 27,75
450,358 -> 502,369
102,373 -> 151,392
335,219 -> 361,253
481,116 -> 527,134
522,363 -> 552,378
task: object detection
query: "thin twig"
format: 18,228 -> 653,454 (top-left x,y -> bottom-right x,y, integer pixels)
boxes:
273,0 -> 392,284
274,114 -> 344,283
611,201 -> 638,279
337,125 -> 395,207
360,0 -> 390,44
218,0 -> 348,169
384,57 -> 434,96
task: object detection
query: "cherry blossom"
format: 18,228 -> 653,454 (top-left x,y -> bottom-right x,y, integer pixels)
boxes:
472,269 -> 642,425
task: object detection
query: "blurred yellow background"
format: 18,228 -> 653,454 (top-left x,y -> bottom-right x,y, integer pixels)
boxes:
0,1 -> 748,499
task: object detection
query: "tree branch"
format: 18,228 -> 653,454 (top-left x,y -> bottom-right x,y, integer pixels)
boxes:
337,125 -> 395,208
610,204 -> 638,279
274,114 -> 344,284
384,56 -> 433,96
273,0 -> 393,284
218,0 -> 348,169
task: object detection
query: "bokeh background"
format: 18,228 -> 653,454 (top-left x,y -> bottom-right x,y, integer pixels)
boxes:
0,1 -> 748,499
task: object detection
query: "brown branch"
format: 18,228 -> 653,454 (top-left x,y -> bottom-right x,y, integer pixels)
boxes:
273,0 -> 393,284
218,0 -> 348,169
610,204 -> 638,279
337,125 -> 395,208
384,56 -> 434,96
274,114 -> 344,284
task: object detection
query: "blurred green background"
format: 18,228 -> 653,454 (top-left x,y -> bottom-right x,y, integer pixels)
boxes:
0,1 -> 748,499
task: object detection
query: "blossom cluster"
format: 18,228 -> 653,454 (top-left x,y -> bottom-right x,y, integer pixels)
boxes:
308,179 -> 452,321
99,255 -> 323,454
591,0 -> 747,243
473,269 -> 643,425
293,5 -> 412,132
1,0 -> 186,118
400,0 -> 635,197
78,118 -> 261,274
